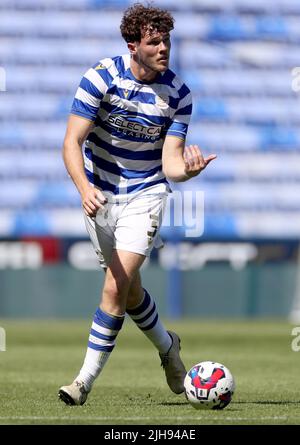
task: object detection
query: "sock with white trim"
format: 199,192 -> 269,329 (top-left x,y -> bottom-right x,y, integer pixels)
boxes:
76,307 -> 125,391
126,288 -> 172,354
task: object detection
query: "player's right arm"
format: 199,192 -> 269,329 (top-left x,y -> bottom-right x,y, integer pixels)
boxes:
63,114 -> 107,217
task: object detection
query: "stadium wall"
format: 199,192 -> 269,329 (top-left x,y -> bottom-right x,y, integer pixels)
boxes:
0,263 -> 295,319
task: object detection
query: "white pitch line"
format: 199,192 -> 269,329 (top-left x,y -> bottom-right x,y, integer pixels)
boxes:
0,416 -> 292,421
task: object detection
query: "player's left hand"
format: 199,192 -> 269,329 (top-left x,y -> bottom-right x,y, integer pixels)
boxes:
183,145 -> 217,178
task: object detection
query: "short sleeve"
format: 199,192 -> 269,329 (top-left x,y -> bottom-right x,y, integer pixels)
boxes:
166,83 -> 192,140
70,63 -> 110,121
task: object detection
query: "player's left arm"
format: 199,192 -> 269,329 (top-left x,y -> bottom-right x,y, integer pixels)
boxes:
162,135 -> 217,182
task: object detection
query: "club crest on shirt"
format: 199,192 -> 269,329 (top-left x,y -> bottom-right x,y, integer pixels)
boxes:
94,63 -> 106,70
156,94 -> 169,108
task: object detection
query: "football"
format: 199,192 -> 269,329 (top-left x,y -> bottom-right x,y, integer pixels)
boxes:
184,361 -> 235,410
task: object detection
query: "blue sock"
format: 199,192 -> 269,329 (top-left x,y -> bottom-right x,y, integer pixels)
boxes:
127,289 -> 172,353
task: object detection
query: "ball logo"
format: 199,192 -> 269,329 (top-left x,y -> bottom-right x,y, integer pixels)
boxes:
190,366 -> 225,399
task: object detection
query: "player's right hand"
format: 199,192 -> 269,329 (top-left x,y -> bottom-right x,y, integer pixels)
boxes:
81,186 -> 107,217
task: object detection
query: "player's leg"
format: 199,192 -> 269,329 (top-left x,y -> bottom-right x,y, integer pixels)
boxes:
59,207 -> 115,406
126,271 -> 186,394
59,247 -> 145,405
76,249 -> 145,385
117,186 -> 186,394
127,271 -> 172,353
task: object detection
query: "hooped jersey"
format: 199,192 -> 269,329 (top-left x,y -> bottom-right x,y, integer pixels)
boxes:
71,54 -> 192,195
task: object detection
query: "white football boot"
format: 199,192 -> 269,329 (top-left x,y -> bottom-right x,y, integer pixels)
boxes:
58,380 -> 89,406
159,331 -> 187,394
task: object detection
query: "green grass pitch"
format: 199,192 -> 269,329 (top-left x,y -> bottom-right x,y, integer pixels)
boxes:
0,318 -> 299,425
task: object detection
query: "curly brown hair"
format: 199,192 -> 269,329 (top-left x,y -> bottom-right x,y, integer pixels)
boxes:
120,3 -> 174,43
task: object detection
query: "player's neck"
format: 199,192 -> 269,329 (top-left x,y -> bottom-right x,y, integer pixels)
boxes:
130,58 -> 158,83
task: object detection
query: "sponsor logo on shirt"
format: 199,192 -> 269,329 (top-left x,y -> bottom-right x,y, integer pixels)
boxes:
107,114 -> 163,140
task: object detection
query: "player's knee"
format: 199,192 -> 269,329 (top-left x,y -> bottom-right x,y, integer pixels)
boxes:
103,274 -> 130,300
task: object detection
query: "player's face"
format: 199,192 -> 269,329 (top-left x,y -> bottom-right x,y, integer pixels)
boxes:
135,29 -> 171,73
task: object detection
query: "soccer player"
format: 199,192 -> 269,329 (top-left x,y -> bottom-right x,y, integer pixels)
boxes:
59,3 -> 216,405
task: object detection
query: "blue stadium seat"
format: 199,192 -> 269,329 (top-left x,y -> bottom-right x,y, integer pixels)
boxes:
182,69 -> 293,96
0,94 -> 73,120
12,211 -> 50,235
34,182 -> 81,207
0,122 -> 66,148
7,67 -> 85,94
0,11 -> 124,38
209,16 -> 246,40
187,124 -> 260,152
225,98 -> 300,124
0,38 -> 126,65
256,16 -> 288,39
193,98 -> 227,119
203,214 -> 238,239
0,151 -> 66,179
0,181 -> 37,208
171,13 -> 209,38
90,0 -> 129,8
179,42 -> 231,68
259,128 -> 299,150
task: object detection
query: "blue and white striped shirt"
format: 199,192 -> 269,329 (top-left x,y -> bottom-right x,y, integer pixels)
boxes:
71,54 -> 192,195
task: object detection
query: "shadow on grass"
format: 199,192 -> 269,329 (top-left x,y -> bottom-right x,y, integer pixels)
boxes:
159,401 -> 190,406
234,401 -> 300,405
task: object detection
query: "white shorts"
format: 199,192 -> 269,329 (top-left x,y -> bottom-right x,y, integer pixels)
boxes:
84,183 -> 169,268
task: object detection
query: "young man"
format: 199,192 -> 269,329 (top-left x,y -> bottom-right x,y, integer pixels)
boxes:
59,3 -> 216,406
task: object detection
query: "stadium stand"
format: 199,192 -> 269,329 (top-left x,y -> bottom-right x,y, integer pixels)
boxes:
1,0 -> 299,238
